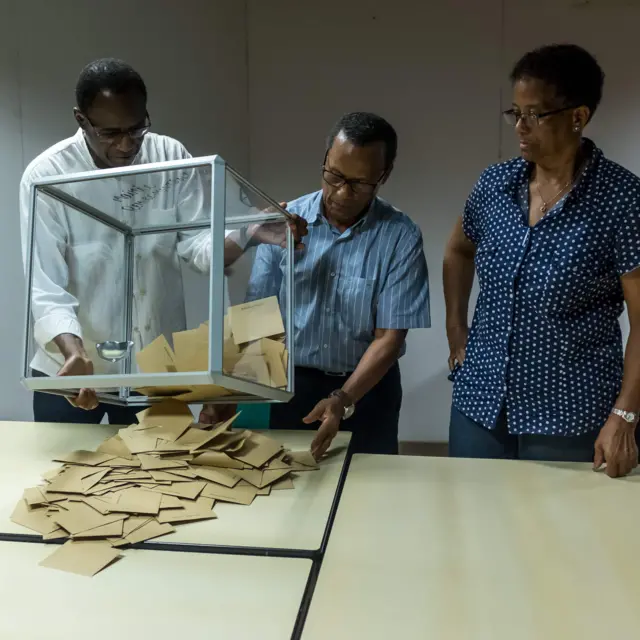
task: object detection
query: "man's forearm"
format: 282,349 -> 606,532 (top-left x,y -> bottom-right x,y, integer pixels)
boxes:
341,330 -> 406,404
53,333 -> 86,359
616,326 -> 640,411
443,249 -> 475,329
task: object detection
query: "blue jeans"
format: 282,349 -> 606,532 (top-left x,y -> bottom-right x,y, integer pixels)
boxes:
449,405 -> 599,462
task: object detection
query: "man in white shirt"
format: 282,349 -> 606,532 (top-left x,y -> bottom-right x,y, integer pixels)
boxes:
20,58 -> 305,424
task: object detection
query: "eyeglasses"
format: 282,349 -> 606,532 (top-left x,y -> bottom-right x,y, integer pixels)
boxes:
502,105 -> 576,128
84,113 -> 151,142
321,166 -> 385,195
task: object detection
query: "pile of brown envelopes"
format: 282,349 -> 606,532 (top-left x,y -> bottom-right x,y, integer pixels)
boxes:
135,295 -> 289,401
11,400 -> 319,577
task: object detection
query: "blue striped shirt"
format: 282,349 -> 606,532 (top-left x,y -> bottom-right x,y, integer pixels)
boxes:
246,190 -> 430,372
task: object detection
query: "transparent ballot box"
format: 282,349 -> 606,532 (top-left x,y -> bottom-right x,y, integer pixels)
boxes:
21,156 -> 294,406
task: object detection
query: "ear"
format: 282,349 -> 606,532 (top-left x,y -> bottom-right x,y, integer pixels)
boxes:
380,163 -> 394,185
73,107 -> 86,128
573,106 -> 590,132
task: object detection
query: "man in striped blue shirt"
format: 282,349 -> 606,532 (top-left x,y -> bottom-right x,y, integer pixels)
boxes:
247,112 -> 430,457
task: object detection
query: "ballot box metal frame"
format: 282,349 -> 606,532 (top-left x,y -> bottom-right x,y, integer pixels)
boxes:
20,155 -> 295,407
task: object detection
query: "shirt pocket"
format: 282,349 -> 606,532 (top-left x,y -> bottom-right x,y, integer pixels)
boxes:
335,275 -> 376,339
542,244 -> 615,317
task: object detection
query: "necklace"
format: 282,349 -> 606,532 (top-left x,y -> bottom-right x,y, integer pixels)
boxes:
534,150 -> 589,214
536,178 -> 572,214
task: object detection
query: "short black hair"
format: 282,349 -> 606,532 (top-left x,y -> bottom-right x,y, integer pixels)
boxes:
75,58 -> 147,113
510,44 -> 605,119
326,112 -> 398,169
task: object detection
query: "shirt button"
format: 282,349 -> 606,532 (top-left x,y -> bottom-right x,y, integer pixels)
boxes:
325,307 -> 330,312
323,344 -> 328,349
330,272 -> 336,277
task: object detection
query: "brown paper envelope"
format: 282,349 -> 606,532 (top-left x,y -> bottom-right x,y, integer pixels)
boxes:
125,520 -> 175,545
24,487 -> 48,508
97,457 -> 141,468
265,458 -> 293,471
172,328 -> 210,373
39,541 -> 122,577
175,414 -> 240,451
200,481 -> 257,506
42,528 -> 69,541
96,436 -> 134,460
47,466 -> 106,495
135,334 -> 177,374
118,429 -> 159,455
235,468 -> 290,489
137,454 -> 189,471
52,502 -> 127,535
73,519 -> 124,539
135,400 -> 194,441
286,450 -> 319,469
106,488 -> 162,515
209,429 -> 250,452
231,432 -> 282,468
41,468 -> 63,482
53,451 -> 117,466
149,482 -> 206,500
228,296 -> 285,345
272,475 -> 295,490
190,466 -> 239,488
149,471 -> 191,483
80,496 -> 117,516
159,495 -> 184,509
11,499 -> 59,535
230,354 -> 271,386
157,498 -> 217,524
256,485 -> 272,496
122,516 -> 154,537
160,468 -> 197,479
191,451 -> 245,469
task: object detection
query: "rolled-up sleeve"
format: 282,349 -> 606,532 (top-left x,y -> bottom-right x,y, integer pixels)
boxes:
376,228 -> 430,330
615,200 -> 640,276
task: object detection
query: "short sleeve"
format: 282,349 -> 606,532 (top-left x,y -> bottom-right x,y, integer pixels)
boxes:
615,201 -> 640,276
462,173 -> 486,245
376,229 -> 430,330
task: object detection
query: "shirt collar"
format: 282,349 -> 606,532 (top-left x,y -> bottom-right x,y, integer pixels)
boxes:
311,193 -> 378,233
501,137 -> 603,201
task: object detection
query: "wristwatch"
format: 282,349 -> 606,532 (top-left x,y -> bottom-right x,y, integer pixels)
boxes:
612,408 -> 639,424
329,390 -> 355,420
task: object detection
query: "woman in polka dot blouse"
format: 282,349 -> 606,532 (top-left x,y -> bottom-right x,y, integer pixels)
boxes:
443,44 -> 640,477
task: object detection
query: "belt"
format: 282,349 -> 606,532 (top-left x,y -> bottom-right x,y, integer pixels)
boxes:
296,366 -> 353,378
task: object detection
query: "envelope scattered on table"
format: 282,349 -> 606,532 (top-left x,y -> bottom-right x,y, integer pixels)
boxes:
39,540 -> 122,577
10,398 -> 326,576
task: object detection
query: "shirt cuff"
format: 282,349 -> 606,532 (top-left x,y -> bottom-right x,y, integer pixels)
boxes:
34,313 -> 83,352
376,313 -> 432,330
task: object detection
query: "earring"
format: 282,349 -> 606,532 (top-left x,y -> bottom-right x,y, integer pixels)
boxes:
573,125 -> 581,133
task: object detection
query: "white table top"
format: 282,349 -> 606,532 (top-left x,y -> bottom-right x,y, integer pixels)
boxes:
0,421 -> 349,551
303,454 -> 640,640
0,540 -> 310,639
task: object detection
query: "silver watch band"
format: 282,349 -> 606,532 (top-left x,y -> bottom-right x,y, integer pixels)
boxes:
612,408 -> 639,424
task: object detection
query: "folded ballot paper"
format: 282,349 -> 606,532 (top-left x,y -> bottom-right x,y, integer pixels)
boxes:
11,399 -> 320,577
134,296 -> 288,400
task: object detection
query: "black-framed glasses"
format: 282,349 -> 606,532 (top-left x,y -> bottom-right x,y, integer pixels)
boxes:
84,112 -> 151,142
502,105 -> 576,128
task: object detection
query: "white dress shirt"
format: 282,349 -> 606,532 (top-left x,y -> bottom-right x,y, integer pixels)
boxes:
20,129 -> 216,377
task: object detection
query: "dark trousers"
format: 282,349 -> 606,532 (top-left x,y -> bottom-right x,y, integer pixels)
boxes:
271,364 -> 402,455
448,405 -> 599,462
32,370 -> 140,426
